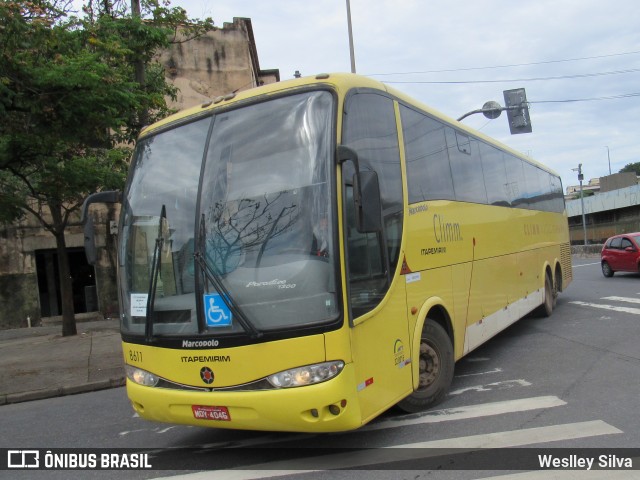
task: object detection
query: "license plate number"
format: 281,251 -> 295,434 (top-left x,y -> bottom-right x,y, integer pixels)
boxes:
192,405 -> 231,421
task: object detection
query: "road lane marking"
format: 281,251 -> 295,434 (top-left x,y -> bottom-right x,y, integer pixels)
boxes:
570,301 -> 640,315
448,379 -> 531,395
456,367 -> 503,378
602,296 -> 640,304
157,420 -> 622,479
572,262 -> 601,267
361,396 -> 565,432
394,419 -> 621,448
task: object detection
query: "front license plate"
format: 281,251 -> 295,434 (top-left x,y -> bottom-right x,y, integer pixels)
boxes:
192,405 -> 231,421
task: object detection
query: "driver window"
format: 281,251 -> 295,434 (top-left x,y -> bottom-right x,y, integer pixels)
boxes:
344,186 -> 386,317
342,91 -> 403,317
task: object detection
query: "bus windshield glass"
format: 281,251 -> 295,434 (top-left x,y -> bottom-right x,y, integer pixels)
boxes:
119,90 -> 338,337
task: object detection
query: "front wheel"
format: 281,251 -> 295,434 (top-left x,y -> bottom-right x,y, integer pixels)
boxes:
397,319 -> 454,413
602,261 -> 614,277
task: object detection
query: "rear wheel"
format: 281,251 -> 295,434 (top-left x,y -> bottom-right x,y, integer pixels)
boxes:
541,271 -> 555,317
397,319 -> 454,413
533,270 -> 555,318
601,261 -> 614,277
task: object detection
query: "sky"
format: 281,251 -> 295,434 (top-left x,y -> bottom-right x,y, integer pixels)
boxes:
163,0 -> 640,191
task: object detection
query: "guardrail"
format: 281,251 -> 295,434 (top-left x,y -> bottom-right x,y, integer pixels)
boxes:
571,244 -> 603,257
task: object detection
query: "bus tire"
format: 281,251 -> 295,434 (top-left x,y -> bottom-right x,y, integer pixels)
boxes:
536,270 -> 555,317
397,318 -> 454,413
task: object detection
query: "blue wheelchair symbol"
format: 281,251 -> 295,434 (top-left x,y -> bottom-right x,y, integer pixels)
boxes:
204,293 -> 232,327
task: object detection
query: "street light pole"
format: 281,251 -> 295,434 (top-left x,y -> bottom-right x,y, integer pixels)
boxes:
572,164 -> 588,246
346,0 -> 356,73
606,146 -> 611,175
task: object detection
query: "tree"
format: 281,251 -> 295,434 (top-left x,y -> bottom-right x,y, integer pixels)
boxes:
0,0 -> 213,335
619,162 -> 640,176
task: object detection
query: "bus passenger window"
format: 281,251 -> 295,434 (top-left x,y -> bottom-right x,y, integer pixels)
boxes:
400,104 -> 455,203
447,128 -> 488,204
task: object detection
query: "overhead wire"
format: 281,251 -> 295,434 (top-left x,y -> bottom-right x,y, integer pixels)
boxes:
532,92 -> 640,103
381,67 -> 640,85
366,49 -> 640,76
368,49 -> 640,105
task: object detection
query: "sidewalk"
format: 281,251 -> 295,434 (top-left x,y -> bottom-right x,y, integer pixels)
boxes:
0,318 -> 125,405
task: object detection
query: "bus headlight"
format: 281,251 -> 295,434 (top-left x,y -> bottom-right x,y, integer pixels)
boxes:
125,364 -> 160,387
267,361 -> 344,388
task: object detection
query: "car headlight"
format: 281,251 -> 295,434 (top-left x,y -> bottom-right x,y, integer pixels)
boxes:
267,361 -> 344,388
125,364 -> 160,387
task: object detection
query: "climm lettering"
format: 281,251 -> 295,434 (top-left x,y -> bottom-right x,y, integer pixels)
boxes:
181,355 -> 231,363
433,214 -> 462,243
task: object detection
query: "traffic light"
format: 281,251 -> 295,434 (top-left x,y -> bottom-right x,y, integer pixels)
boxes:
503,88 -> 532,134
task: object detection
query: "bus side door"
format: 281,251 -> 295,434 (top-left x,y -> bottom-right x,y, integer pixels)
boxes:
341,90 -> 411,423
346,204 -> 412,422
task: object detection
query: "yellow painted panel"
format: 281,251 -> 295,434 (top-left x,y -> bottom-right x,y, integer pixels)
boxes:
402,200 -> 570,359
350,280 -> 413,423
127,363 -> 363,433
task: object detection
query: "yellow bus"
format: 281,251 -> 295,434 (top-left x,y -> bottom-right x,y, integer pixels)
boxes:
85,73 -> 572,432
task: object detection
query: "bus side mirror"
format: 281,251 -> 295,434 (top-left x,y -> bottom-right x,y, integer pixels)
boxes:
353,170 -> 382,233
337,145 -> 382,233
81,190 -> 122,265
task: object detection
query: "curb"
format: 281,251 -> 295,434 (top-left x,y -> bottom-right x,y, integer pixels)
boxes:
0,376 -> 126,406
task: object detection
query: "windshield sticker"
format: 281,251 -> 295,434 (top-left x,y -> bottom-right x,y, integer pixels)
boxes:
130,293 -> 148,317
204,293 -> 232,327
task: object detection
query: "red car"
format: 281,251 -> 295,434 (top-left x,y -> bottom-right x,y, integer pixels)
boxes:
601,233 -> 640,277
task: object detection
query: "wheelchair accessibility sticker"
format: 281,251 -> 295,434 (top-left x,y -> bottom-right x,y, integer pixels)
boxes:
204,293 -> 232,327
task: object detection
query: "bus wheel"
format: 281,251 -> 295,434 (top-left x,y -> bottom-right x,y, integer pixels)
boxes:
397,319 -> 454,413
535,271 -> 555,317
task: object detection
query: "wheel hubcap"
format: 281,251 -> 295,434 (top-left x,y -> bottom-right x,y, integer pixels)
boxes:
418,340 -> 440,389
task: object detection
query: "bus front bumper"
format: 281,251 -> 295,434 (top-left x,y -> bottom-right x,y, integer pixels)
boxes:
126,363 -> 363,433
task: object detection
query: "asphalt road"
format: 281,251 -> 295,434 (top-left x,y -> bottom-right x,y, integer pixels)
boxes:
2,258 -> 639,480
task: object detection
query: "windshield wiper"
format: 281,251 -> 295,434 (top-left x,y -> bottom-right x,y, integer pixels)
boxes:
145,204 -> 166,340
194,214 -> 262,339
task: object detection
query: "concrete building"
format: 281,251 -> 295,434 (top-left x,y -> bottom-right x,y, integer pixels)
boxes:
159,17 -> 279,109
0,18 -> 278,329
566,182 -> 640,245
599,172 -> 639,193
565,172 -> 640,200
565,177 -> 601,199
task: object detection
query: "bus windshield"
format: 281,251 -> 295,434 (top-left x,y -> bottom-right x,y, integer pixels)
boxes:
119,90 -> 339,337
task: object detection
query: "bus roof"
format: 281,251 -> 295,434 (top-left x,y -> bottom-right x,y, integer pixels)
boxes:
140,73 -> 558,177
